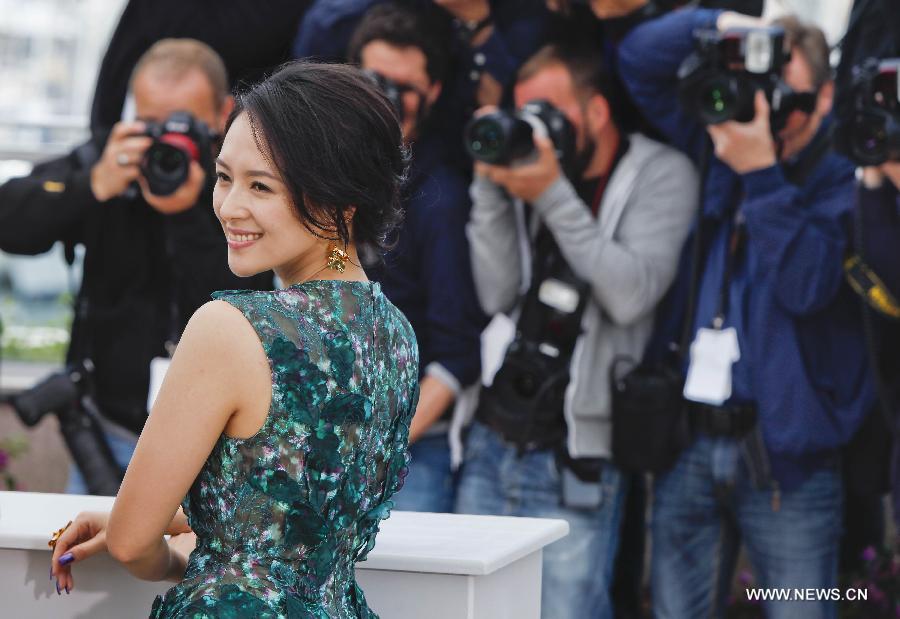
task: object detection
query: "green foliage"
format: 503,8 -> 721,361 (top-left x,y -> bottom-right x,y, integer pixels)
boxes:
0,434 -> 29,490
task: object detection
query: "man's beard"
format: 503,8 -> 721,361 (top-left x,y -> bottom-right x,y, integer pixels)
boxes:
572,134 -> 597,179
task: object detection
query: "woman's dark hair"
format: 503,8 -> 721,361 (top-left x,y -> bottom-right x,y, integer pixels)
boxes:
227,61 -> 409,251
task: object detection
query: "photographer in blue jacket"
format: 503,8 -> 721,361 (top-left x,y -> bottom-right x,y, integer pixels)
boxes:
619,9 -> 876,618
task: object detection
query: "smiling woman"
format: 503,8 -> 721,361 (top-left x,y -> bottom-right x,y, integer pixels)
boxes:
45,62 -> 420,619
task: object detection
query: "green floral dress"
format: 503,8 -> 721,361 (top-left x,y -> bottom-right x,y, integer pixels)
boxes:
150,280 -> 419,619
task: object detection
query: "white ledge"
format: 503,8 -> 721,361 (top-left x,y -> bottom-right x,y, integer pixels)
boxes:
0,491 -> 568,576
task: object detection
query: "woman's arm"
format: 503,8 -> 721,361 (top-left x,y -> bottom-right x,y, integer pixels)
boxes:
105,299 -> 267,580
50,506 -> 193,593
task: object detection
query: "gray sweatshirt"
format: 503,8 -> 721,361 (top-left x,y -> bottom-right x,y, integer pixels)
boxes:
467,133 -> 698,458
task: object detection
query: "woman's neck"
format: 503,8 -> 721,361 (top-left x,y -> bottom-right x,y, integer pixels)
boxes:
277,243 -> 368,286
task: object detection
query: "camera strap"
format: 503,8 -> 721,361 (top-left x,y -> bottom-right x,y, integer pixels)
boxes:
851,187 -> 899,434
712,202 -> 746,329
712,127 -> 833,329
164,231 -> 181,355
845,255 -> 900,319
518,137 -> 630,346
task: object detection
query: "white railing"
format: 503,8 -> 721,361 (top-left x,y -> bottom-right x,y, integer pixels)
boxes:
0,116 -> 90,163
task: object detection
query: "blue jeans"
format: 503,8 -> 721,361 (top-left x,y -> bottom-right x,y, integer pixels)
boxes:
651,435 -> 843,619
392,433 -> 456,512
65,428 -> 137,495
454,421 -> 626,619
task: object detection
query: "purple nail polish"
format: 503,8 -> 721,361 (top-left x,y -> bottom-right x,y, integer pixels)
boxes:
65,586 -> 70,595
49,566 -> 53,581
55,581 -> 61,595
58,552 -> 74,566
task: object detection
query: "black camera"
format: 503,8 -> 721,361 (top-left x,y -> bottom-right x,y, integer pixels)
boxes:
835,58 -> 900,165
678,26 -> 795,130
475,228 -> 589,451
141,111 -> 215,196
9,360 -> 124,495
464,100 -> 577,171
363,69 -> 406,122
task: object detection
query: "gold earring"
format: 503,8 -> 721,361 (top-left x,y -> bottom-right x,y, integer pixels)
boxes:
326,243 -> 349,273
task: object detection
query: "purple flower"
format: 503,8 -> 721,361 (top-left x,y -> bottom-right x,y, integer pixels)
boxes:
862,546 -> 878,563
0,449 -> 9,470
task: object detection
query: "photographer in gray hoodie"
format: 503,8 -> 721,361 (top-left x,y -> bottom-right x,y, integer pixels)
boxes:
454,44 -> 697,619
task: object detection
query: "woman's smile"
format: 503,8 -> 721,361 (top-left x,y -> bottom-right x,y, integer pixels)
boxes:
225,227 -> 263,249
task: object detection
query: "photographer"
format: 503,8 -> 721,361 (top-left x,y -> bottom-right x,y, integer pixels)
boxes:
856,161 -> 900,545
833,2 -> 900,565
842,54 -> 900,552
456,44 -> 697,618
89,0 -> 311,136
348,3 -> 486,513
619,10 -> 876,617
0,39 -> 271,494
293,0 -> 550,169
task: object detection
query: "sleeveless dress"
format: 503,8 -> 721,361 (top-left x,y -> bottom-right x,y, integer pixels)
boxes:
149,280 -> 419,619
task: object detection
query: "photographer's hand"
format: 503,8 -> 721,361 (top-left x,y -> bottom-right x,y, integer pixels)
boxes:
436,0 -> 490,26
861,163 -> 900,190
478,135 -> 561,203
139,160 -> 206,215
881,162 -> 900,191
716,11 -> 768,32
707,91 -> 777,174
90,121 -> 152,202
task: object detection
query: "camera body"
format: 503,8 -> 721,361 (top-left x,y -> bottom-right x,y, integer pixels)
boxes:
678,26 -> 793,130
363,69 -> 406,122
464,100 -> 577,172
141,111 -> 215,196
835,58 -> 900,165
476,227 -> 589,451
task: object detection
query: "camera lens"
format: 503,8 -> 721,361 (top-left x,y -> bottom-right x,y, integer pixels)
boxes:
852,113 -> 887,162
467,117 -> 506,162
514,372 -> 538,398
147,143 -> 188,178
464,111 -> 535,165
699,77 -> 738,124
141,132 -> 199,196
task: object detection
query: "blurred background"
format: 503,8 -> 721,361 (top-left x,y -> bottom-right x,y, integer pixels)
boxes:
0,0 -> 126,492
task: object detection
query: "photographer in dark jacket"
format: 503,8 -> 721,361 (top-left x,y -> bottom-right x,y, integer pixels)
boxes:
89,0 -> 311,136
856,163 -> 900,540
0,39 -> 271,494
349,3 -> 486,512
294,0 -> 550,170
837,0 -> 900,548
620,10 -> 876,618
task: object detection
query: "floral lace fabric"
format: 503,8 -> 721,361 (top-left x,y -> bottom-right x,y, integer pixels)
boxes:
150,280 -> 419,619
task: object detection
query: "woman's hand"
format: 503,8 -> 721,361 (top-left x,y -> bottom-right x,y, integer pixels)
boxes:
49,511 -> 111,594
165,531 -> 198,581
48,507 -> 193,593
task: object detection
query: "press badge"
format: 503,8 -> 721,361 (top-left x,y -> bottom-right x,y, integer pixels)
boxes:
147,357 -> 172,412
683,327 -> 741,405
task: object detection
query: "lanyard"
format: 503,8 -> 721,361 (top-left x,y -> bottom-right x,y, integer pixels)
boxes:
713,204 -> 746,329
